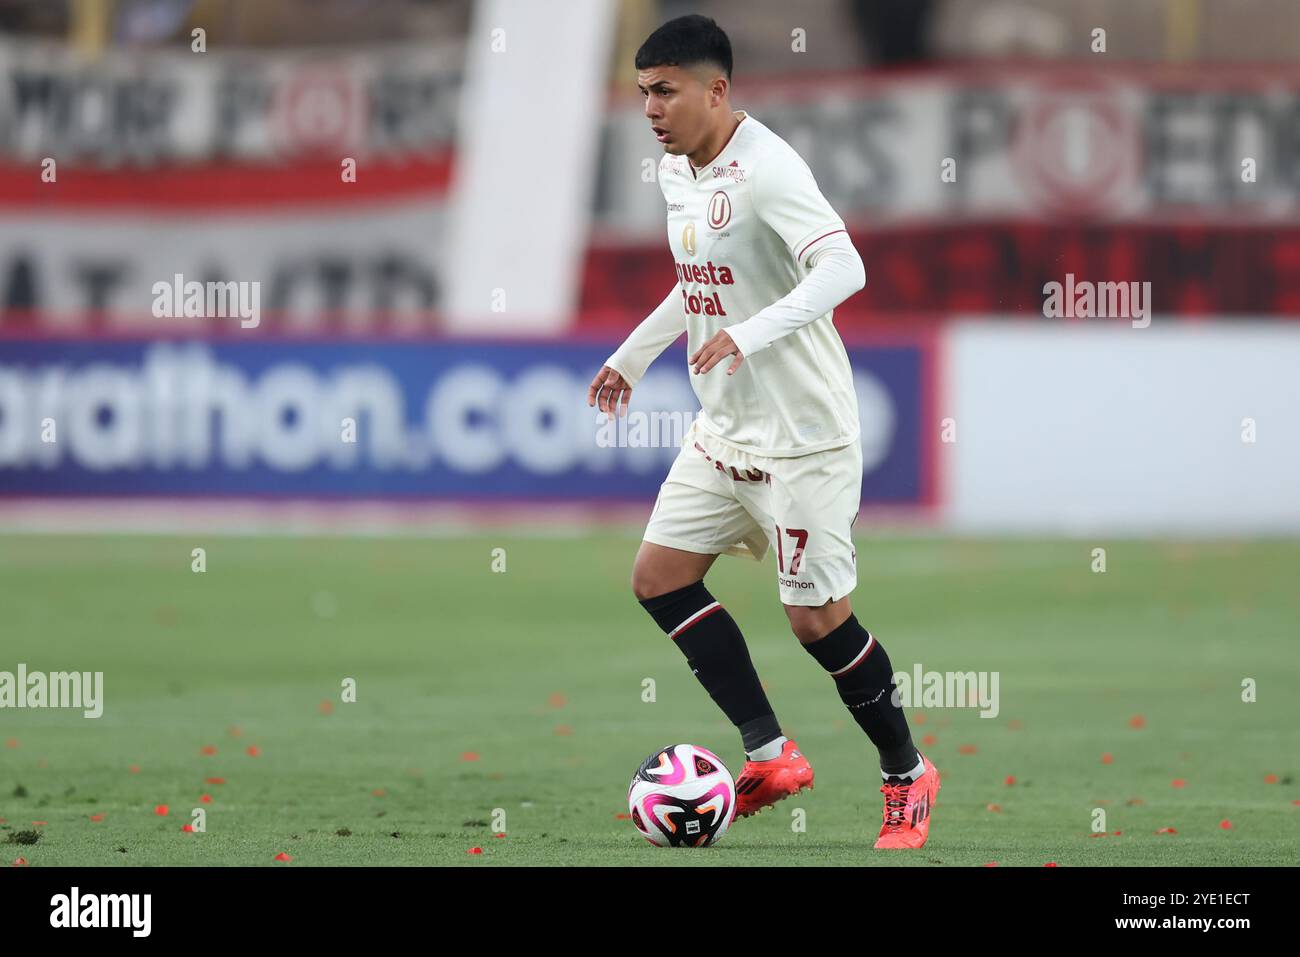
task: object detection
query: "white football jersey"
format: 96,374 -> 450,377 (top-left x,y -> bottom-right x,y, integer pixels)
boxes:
656,110 -> 859,457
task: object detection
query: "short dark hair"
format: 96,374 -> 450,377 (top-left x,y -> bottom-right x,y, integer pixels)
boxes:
635,15 -> 732,81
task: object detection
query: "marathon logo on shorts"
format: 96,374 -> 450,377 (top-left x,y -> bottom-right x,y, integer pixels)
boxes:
693,442 -> 771,484
779,576 -> 816,590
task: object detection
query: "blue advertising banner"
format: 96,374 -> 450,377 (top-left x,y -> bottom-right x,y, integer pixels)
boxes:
0,338 -> 933,503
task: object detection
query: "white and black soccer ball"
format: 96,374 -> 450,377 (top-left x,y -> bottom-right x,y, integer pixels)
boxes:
627,744 -> 736,847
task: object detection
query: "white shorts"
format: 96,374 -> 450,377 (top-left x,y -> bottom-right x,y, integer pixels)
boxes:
642,420 -> 862,607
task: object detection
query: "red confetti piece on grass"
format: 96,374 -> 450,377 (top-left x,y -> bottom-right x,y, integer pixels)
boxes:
1292,800 -> 1300,805
200,745 -> 217,756
614,813 -> 632,820
1129,715 -> 1146,729
460,752 -> 480,762
204,777 -> 225,785
1220,820 -> 1233,830
1171,779 -> 1186,788
958,744 -> 977,755
922,734 -> 937,746
912,713 -> 927,726
1044,862 -> 1058,867
548,692 -> 567,708
1101,753 -> 1114,765
494,833 -> 506,839
200,794 -> 212,804
274,852 -> 292,862
372,788 -> 386,797
1264,774 -> 1278,784
1007,719 -> 1023,730
1113,830 -> 1122,836
181,824 -> 194,833
228,726 -> 243,738
986,803 -> 1002,813
1004,775 -> 1016,786
1156,827 -> 1178,834
129,764 -> 141,774
245,745 -> 261,757
982,862 -> 999,867
319,700 -> 335,715
154,805 -> 169,816
12,858 -> 27,867
4,738 -> 17,749
89,814 -> 104,823
554,724 -> 573,736
31,821 -> 47,827
467,847 -> 483,855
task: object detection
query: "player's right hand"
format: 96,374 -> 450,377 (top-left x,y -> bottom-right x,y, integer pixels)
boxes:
587,365 -> 633,417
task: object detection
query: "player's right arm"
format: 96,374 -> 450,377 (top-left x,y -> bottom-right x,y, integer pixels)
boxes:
586,283 -> 686,416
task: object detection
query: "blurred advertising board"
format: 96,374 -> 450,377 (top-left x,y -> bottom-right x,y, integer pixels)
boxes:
583,65 -> 1300,324
0,38 -> 456,328
0,337 -> 935,506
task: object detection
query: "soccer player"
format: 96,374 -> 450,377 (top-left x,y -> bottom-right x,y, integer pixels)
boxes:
587,15 -> 939,849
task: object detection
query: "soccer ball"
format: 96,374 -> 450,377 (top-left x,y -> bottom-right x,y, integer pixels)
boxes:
627,743 -> 736,847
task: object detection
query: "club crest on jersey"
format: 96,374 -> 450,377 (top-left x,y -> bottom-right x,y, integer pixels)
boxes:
708,190 -> 732,229
681,221 -> 697,256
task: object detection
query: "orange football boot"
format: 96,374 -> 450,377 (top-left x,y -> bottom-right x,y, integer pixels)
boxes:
733,739 -> 814,818
874,751 -> 940,848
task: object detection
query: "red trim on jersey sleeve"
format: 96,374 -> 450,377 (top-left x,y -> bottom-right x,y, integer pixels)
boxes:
797,228 -> 848,263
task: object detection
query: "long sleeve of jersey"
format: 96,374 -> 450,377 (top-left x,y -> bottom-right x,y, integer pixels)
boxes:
726,236 -> 865,358
603,282 -> 686,387
723,143 -> 865,359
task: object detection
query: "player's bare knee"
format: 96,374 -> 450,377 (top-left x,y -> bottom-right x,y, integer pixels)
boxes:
784,600 -> 850,644
630,570 -> 657,601
785,611 -> 824,644
790,621 -> 826,644
631,562 -> 671,601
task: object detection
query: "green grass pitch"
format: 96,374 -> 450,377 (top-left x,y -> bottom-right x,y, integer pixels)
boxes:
1,533 -> 1296,866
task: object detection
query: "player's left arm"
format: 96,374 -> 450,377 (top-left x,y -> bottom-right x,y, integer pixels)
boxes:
690,150 -> 865,375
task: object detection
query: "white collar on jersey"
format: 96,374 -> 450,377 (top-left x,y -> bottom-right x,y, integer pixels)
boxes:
689,110 -> 749,174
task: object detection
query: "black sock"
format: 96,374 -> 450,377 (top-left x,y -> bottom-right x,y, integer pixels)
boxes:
640,581 -> 781,753
801,614 -> 918,775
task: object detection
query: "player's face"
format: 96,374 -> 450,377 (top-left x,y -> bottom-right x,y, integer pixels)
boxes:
638,65 -> 717,156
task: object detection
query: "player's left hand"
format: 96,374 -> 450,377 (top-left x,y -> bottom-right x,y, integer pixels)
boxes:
690,330 -> 744,376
